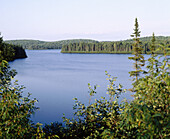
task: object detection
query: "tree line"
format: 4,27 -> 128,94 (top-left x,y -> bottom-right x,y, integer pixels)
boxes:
62,36 -> 170,54
6,36 -> 170,53
5,39 -> 98,50
0,34 -> 27,61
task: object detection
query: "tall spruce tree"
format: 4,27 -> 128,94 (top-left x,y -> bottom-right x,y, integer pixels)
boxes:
150,33 -> 160,71
151,32 -> 156,54
128,18 -> 145,82
147,33 -> 158,74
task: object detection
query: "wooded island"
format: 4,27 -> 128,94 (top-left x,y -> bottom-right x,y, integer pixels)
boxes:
61,36 -> 170,54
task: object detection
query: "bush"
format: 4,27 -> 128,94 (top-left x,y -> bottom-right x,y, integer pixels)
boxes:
0,60 -> 38,138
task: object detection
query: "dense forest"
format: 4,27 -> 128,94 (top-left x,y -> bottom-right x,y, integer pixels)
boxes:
5,36 -> 170,54
62,36 -> 170,54
5,39 -> 98,50
0,34 -> 27,61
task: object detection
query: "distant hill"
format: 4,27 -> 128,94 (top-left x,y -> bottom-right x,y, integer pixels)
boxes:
122,36 -> 170,43
5,39 -> 99,50
5,36 -> 170,55
5,36 -> 170,50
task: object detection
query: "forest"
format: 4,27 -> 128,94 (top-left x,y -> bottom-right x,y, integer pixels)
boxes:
5,36 -> 170,54
62,36 -> 170,54
0,18 -> 170,138
5,39 -> 98,50
0,34 -> 27,61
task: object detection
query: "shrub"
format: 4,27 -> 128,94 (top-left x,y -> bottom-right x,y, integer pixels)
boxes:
0,60 -> 38,138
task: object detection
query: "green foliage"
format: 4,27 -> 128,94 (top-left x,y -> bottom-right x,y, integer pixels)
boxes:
0,60 -> 38,138
150,33 -> 156,54
5,36 -> 170,54
61,36 -> 170,54
121,50 -> 170,138
0,33 -> 27,62
0,61 -> 60,138
60,72 -> 125,138
0,60 -> 61,138
5,39 -> 98,50
43,122 -> 64,138
128,18 -> 145,82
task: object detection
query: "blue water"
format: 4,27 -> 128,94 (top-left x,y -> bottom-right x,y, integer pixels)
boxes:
9,49 -> 134,125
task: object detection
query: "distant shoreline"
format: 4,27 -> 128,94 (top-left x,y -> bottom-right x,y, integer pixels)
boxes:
61,51 -> 132,54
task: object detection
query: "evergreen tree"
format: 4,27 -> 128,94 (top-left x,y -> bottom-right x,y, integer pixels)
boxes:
151,32 -> 156,54
128,18 -> 145,82
147,33 -> 159,75
0,33 -> 27,62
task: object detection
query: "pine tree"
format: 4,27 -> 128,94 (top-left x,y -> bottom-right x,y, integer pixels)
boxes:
128,18 -> 145,82
146,33 -> 159,75
151,32 -> 156,53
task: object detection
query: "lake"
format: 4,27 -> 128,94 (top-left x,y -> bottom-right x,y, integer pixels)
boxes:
9,49 -> 135,125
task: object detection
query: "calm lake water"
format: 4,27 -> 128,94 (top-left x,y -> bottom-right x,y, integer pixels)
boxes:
9,49 -> 135,125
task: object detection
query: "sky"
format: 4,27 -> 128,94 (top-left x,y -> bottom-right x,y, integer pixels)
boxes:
1,0 -> 170,41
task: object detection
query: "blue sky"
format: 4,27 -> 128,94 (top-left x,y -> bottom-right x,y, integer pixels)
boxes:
1,0 -> 170,41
